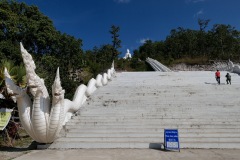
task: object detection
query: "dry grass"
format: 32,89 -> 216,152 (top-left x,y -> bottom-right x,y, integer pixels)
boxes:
0,127 -> 34,149
0,128 -> 35,160
173,57 -> 209,65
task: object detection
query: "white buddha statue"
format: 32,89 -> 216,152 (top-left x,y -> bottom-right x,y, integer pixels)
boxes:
123,49 -> 132,59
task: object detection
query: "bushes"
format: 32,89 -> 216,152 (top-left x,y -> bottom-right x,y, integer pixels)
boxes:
172,57 -> 209,65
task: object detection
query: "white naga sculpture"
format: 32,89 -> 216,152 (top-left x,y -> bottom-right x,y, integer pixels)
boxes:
228,60 -> 240,74
4,43 -> 116,143
123,49 -> 132,59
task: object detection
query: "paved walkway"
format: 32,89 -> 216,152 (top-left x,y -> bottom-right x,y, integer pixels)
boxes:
11,149 -> 240,160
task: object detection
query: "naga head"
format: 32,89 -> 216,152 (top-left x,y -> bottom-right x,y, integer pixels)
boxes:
5,43 -> 65,101
228,59 -> 234,68
4,68 -> 26,102
52,67 -> 65,102
20,42 -> 49,98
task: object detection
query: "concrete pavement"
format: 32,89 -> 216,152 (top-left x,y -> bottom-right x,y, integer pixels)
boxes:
12,149 -> 240,160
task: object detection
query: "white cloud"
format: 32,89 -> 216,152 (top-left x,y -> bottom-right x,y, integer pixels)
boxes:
194,9 -> 204,17
114,0 -> 131,3
138,38 -> 149,44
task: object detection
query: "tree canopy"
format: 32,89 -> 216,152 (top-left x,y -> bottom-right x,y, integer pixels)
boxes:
0,0 -> 83,99
132,19 -> 240,67
109,25 -> 121,61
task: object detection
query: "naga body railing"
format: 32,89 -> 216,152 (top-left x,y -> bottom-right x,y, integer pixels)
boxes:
4,43 -> 116,143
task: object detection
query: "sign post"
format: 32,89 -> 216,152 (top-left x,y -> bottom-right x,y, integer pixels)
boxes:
0,108 -> 13,131
164,129 -> 180,152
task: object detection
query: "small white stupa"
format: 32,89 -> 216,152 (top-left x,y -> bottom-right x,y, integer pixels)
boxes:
123,49 -> 132,59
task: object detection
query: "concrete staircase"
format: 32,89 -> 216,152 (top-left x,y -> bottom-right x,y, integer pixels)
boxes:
146,57 -> 172,72
50,71 -> 240,149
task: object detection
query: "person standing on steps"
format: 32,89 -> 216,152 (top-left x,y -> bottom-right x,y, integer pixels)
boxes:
225,73 -> 231,85
215,70 -> 220,85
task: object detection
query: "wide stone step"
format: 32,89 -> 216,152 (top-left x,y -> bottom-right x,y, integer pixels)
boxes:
50,141 -> 240,149
67,117 -> 240,125
72,117 -> 239,122
69,120 -> 240,125
64,133 -> 240,138
50,71 -> 240,149
81,105 -> 238,110
65,124 -> 240,129
67,118 -> 240,126
66,128 -> 240,133
77,113 -> 240,117
78,111 -> 239,115
83,102 -> 238,107
74,115 -> 240,120
82,107 -> 239,112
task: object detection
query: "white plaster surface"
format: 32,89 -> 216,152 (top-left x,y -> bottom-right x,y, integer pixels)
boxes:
50,71 -> 240,149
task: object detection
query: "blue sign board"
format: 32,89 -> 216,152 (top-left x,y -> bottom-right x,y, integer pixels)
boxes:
164,129 -> 180,151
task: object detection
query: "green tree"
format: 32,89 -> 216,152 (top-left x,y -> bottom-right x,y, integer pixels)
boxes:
109,25 -> 121,60
198,19 -> 210,31
0,60 -> 26,100
0,0 -> 84,99
209,24 -> 240,59
0,0 -> 59,56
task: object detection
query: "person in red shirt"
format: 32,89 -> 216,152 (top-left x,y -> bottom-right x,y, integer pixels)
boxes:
215,70 -> 220,85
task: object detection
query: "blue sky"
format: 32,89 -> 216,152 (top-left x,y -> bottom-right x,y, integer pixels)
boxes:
18,0 -> 240,57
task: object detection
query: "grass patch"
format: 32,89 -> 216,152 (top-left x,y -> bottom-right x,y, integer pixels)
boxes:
0,127 -> 33,149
